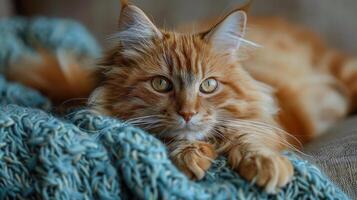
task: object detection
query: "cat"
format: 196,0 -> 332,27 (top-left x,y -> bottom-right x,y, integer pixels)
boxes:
89,1 -> 294,193
6,0 -> 357,194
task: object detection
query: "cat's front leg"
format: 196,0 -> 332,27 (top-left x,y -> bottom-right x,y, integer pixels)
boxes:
220,133 -> 294,193
169,141 -> 217,179
233,149 -> 293,193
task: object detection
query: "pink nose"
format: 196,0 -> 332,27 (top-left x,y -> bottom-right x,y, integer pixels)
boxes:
178,111 -> 197,122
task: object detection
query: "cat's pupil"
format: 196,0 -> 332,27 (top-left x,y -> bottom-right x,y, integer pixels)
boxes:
151,76 -> 172,92
200,78 -> 218,93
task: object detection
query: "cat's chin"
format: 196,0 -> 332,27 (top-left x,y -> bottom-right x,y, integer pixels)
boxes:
163,127 -> 209,141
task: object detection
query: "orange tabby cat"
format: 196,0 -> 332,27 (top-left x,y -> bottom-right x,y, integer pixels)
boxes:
7,0 -> 357,194
89,1 -> 294,193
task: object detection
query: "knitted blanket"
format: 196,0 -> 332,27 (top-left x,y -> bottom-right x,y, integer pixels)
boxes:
0,18 -> 350,200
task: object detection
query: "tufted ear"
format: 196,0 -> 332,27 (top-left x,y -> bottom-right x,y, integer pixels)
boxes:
116,2 -> 162,46
203,10 -> 247,53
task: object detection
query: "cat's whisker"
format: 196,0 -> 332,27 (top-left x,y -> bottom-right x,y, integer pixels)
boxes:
225,125 -> 297,150
60,97 -> 89,107
125,115 -> 179,134
131,121 -> 165,130
219,124 -> 310,157
165,139 -> 177,147
142,122 -> 166,130
211,127 -> 228,141
228,128 -> 299,154
124,116 -> 165,127
215,118 -> 309,156
124,114 -> 163,122
158,128 -> 179,146
216,118 -> 303,149
128,119 -> 162,125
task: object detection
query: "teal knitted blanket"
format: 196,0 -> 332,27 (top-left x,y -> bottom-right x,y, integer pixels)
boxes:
0,18 -> 350,200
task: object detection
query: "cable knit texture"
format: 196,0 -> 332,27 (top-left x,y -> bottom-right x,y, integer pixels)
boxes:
0,17 -> 350,199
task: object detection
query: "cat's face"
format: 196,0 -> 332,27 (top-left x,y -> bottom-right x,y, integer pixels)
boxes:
90,4 -> 274,140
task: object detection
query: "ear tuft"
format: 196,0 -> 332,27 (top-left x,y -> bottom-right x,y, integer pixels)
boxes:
204,10 -> 247,53
115,4 -> 162,46
120,0 -> 129,8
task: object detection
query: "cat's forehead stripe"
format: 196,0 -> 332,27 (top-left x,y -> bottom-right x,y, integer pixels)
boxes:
163,34 -> 205,83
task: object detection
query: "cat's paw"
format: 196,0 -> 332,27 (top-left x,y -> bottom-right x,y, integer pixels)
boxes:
170,142 -> 217,180
229,150 -> 294,193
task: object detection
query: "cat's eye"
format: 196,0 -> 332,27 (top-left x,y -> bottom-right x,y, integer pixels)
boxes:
200,78 -> 218,94
151,76 -> 173,93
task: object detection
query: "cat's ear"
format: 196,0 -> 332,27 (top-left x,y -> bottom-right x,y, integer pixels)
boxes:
203,10 -> 247,53
117,2 -> 162,45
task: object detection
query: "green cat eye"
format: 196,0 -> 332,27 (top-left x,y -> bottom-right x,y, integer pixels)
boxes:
200,78 -> 218,94
151,76 -> 173,93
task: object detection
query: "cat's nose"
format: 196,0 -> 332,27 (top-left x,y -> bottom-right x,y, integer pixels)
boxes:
178,111 -> 197,122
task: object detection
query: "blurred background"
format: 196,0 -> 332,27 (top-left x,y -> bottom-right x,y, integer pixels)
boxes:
1,0 -> 356,54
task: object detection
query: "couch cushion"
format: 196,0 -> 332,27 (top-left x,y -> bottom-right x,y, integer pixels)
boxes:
304,117 -> 357,199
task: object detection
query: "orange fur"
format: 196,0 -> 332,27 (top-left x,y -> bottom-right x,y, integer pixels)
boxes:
7,50 -> 96,104
9,1 -> 357,194
181,16 -> 354,144
89,3 -> 294,193
242,17 -> 351,143
170,141 -> 217,179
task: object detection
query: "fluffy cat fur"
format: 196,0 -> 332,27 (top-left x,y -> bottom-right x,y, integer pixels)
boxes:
89,1 -> 294,193
8,0 -> 357,194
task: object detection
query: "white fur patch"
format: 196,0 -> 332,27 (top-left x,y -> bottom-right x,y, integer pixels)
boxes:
254,80 -> 279,116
